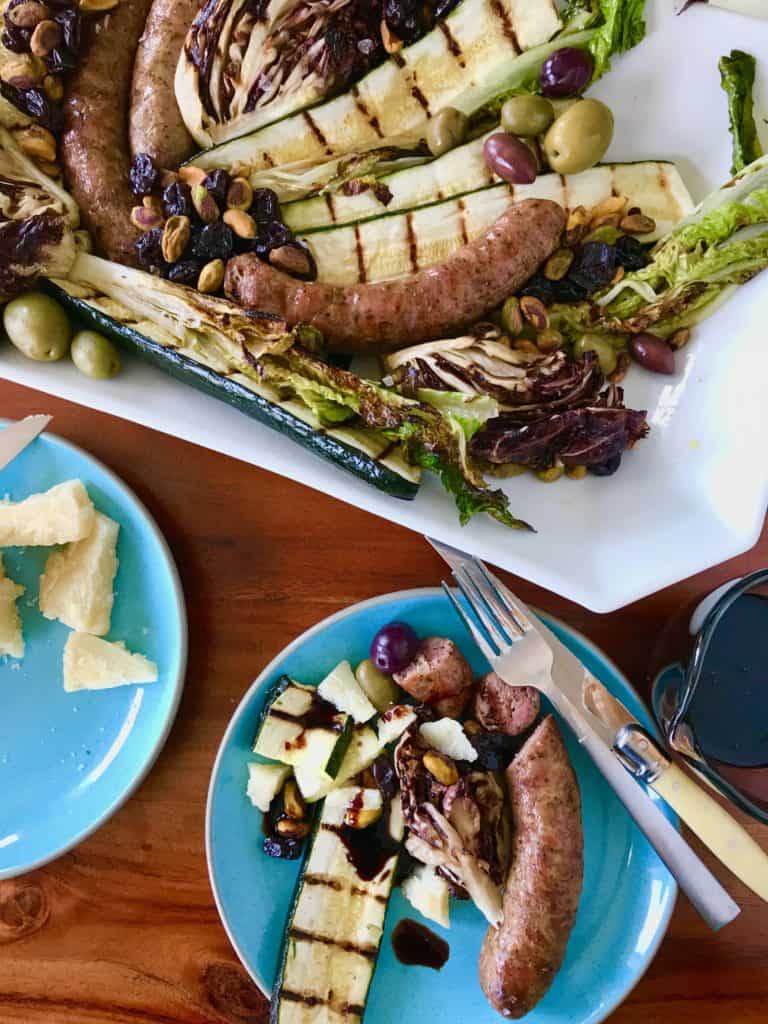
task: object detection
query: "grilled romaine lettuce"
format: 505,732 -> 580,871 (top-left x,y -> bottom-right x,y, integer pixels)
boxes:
719,50 -> 764,175
554,155 -> 768,337
0,126 -> 78,301
53,255 -> 527,527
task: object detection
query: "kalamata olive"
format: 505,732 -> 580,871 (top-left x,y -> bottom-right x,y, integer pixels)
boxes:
70,330 -> 120,379
370,621 -> 419,674
500,95 -> 555,137
425,106 -> 469,157
372,755 -> 398,801
483,132 -> 537,184
573,334 -> 617,376
3,291 -> 70,361
543,99 -> 614,175
540,47 -> 594,98
630,333 -> 675,375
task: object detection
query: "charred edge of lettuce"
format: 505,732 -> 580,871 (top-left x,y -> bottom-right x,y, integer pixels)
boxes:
719,50 -> 764,175
256,347 -> 532,531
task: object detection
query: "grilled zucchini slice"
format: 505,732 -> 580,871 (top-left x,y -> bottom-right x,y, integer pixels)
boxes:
190,0 -> 563,178
270,786 -> 404,1024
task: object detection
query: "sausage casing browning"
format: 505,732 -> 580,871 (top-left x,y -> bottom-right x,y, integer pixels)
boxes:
479,715 -> 583,1018
61,0 -> 153,263
130,0 -> 198,166
224,200 -> 566,352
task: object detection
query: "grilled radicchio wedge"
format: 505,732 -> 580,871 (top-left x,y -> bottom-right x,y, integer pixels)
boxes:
0,126 -> 78,302
176,0 -> 464,149
384,330 -> 649,473
395,727 -> 510,926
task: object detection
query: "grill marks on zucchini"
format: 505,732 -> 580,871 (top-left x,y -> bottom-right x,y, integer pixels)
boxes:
191,0 -> 562,177
295,162 -> 696,285
271,787 -> 404,1024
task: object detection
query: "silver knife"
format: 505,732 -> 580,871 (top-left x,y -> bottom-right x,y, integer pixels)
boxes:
0,415 -> 51,471
428,536 -> 741,930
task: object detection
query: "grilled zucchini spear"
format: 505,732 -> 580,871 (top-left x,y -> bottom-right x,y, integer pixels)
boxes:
271,786 -> 404,1024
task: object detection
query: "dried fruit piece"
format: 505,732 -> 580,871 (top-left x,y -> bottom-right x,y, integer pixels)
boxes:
283,780 -> 306,821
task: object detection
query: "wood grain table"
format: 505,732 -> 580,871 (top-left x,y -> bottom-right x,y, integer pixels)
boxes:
1,380 -> 766,1024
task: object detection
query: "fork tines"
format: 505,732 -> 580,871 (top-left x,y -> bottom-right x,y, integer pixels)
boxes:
441,557 -> 531,658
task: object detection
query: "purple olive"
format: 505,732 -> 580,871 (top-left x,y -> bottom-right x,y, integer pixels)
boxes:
630,333 -> 675,375
483,132 -> 537,185
370,621 -> 419,675
540,47 -> 594,98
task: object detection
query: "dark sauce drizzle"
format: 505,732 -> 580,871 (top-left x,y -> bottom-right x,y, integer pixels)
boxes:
392,919 -> 450,970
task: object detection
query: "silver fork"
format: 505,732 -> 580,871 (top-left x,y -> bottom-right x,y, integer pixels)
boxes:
441,557 -> 740,931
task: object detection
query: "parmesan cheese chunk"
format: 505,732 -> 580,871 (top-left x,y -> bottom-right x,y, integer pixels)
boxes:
0,480 -> 95,547
63,633 -> 158,692
40,512 -> 119,635
0,555 -> 24,658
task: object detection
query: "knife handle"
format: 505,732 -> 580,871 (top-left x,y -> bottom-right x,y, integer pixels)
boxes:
542,686 -> 740,930
652,762 -> 768,903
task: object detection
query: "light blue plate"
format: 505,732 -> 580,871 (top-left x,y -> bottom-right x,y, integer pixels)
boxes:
207,589 -> 677,1024
0,422 -> 187,878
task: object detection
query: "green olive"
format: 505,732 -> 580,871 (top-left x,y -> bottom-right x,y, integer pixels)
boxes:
573,334 -> 617,376
500,96 -> 555,137
543,99 -> 614,175
3,292 -> 71,362
70,330 -> 121,379
354,658 -> 399,712
425,106 -> 469,157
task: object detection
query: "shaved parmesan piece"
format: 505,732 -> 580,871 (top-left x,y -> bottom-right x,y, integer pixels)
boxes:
0,554 -> 24,658
402,863 -> 451,929
63,633 -> 158,692
0,480 -> 95,546
39,512 -> 119,635
420,718 -> 478,762
246,762 -> 291,812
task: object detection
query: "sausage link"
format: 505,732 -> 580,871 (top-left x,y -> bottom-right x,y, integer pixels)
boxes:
130,0 -> 198,167
61,0 -> 153,263
479,715 -> 583,1018
224,199 -> 566,353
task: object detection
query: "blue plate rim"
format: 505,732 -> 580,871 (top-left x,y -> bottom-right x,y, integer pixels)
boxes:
0,421 -> 189,878
205,585 -> 677,1021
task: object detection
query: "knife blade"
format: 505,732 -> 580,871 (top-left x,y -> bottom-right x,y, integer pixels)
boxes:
427,536 -> 768,904
0,415 -> 51,472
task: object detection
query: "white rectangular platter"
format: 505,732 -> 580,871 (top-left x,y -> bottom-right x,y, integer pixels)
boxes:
2,0 -> 767,612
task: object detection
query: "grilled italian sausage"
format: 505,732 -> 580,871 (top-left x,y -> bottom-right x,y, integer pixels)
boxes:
394,637 -> 474,718
473,672 -> 540,737
130,0 -> 198,166
224,200 -> 566,352
62,0 -> 152,263
479,716 -> 582,1019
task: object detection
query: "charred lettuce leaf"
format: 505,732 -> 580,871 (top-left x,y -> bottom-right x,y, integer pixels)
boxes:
254,346 -> 531,529
550,155 -> 768,338
719,50 -> 764,175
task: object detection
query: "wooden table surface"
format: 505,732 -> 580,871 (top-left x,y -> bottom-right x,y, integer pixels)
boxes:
1,380 -> 767,1024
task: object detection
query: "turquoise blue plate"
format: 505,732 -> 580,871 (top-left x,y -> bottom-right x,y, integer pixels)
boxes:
207,589 -> 677,1024
0,422 -> 187,879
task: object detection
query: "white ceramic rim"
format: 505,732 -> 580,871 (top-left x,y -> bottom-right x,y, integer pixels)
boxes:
0,419 -> 189,879
205,586 -> 678,1021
